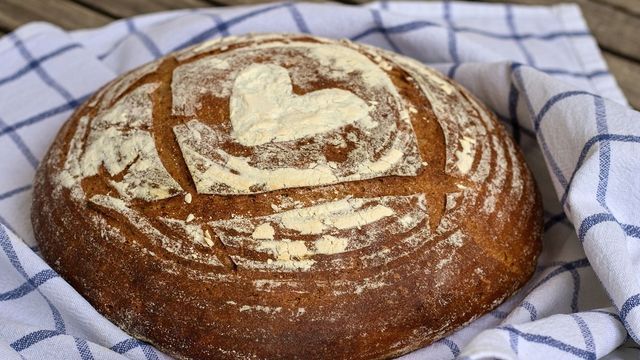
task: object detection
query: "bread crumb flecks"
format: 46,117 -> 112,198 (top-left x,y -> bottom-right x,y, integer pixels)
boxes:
251,223 -> 275,240
204,230 -> 214,247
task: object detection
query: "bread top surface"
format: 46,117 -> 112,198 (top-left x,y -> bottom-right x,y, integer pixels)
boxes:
33,33 -> 542,359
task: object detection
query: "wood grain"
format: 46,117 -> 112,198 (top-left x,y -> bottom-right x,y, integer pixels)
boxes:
0,0 -> 113,31
73,0 -> 213,19
604,51 -> 640,110
593,0 -> 640,16
574,0 -> 640,62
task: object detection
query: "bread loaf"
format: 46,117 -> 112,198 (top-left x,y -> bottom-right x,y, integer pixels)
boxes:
31,33 -> 542,359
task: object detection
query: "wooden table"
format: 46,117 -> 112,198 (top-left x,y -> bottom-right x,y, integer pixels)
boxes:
1,0 -> 637,109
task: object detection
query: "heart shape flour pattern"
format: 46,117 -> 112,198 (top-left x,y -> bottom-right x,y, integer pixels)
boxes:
229,64 -> 376,146
170,54 -> 424,195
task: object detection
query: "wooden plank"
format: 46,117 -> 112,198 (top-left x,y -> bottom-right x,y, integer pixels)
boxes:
603,51 -> 640,110
470,0 -> 640,62
593,0 -> 640,17
0,0 -> 113,31
575,0 -> 640,62
73,0 -> 212,19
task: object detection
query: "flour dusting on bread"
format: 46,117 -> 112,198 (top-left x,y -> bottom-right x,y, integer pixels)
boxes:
57,83 -> 183,201
35,33 -> 542,360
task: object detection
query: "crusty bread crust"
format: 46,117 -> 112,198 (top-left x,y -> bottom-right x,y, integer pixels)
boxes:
32,33 -> 542,359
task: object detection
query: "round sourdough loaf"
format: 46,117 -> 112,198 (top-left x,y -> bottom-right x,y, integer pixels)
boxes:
32,33 -> 542,359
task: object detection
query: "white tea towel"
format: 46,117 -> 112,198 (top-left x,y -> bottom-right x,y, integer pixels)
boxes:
0,2 -> 639,359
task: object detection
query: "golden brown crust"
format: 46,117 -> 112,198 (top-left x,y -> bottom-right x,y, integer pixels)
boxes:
32,33 -> 542,359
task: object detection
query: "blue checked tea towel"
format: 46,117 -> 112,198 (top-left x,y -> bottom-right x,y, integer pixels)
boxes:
1,1 -> 639,359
